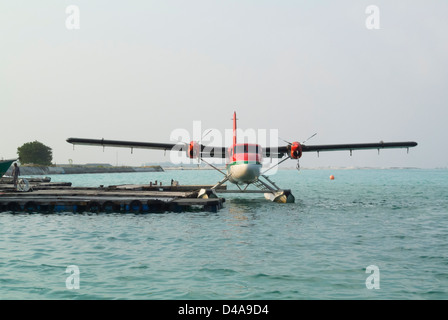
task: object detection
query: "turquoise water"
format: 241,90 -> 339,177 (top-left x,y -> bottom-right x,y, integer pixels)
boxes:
0,169 -> 447,299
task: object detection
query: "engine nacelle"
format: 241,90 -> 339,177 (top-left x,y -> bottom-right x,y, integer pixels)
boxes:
187,141 -> 200,159
289,141 -> 302,159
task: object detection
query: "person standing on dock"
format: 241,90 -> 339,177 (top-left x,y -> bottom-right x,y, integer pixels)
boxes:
12,163 -> 20,188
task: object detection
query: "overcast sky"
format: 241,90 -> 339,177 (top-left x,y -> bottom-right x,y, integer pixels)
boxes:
1,1 -> 447,168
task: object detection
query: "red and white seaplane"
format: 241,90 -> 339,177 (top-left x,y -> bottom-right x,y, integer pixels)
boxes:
67,112 -> 417,203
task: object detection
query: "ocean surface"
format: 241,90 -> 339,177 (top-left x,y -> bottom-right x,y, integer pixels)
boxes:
0,168 -> 447,300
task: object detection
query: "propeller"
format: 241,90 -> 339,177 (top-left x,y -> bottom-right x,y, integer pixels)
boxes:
176,129 -> 215,164
279,133 -> 316,173
302,133 -> 317,144
201,129 -> 213,141
279,137 -> 292,145
279,132 -> 317,145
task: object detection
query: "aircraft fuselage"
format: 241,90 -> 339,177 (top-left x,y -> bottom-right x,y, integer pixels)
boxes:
226,143 -> 262,184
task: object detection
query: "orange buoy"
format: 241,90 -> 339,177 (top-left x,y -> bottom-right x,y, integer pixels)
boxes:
329,175 -> 335,180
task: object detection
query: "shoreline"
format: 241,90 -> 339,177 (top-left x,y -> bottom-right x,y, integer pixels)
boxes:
3,165 -> 434,176
4,165 -> 164,176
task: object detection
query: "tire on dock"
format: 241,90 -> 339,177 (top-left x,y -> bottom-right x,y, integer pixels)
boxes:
128,200 -> 142,213
87,201 -> 101,213
102,201 -> 121,213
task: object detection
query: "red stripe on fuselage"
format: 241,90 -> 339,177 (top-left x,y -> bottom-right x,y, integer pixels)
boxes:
227,143 -> 263,165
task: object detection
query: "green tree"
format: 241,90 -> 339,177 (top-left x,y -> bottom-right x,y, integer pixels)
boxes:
17,141 -> 53,166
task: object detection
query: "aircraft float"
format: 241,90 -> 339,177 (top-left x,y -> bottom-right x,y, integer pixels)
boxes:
67,112 -> 417,203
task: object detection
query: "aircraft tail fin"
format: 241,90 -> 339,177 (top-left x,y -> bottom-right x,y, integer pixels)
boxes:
233,111 -> 237,145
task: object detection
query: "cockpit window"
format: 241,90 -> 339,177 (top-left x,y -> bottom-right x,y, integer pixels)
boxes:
234,145 -> 260,154
234,145 -> 244,153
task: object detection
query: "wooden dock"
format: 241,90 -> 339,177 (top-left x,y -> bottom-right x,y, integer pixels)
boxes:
0,180 -> 226,213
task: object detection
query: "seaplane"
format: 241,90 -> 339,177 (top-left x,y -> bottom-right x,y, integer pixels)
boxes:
66,112 -> 417,203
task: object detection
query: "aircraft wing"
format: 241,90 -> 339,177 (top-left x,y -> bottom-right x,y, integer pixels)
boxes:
265,141 -> 418,158
66,138 -> 228,158
301,141 -> 418,153
66,138 -> 178,150
67,138 -> 417,159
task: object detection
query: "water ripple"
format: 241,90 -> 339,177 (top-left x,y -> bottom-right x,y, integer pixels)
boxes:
1,169 -> 447,299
